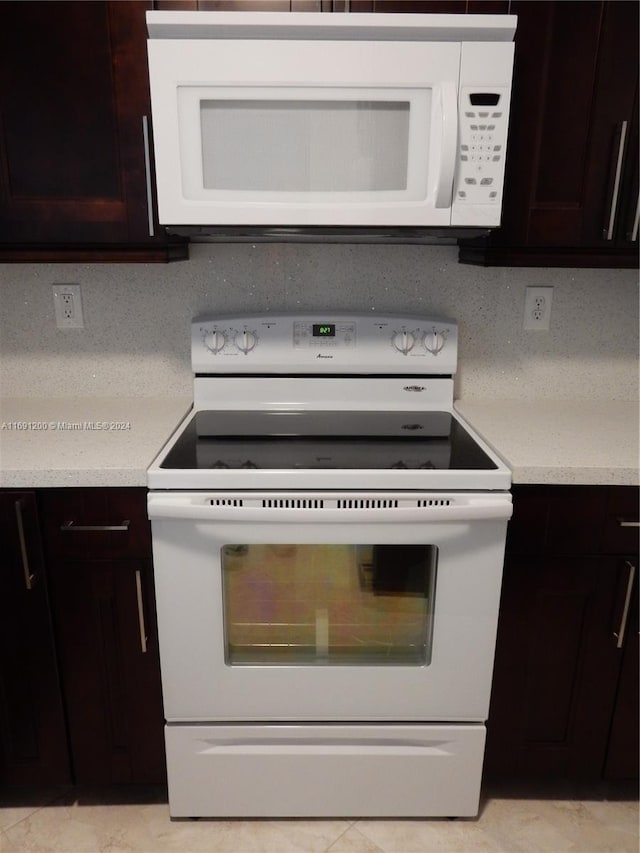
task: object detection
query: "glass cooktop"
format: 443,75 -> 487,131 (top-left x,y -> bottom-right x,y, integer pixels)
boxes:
160,410 -> 498,472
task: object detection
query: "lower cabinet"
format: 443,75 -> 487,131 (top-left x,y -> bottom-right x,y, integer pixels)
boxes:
0,492 -> 71,785
2,484 -> 637,788
485,485 -> 639,782
40,488 -> 166,785
0,488 -> 166,788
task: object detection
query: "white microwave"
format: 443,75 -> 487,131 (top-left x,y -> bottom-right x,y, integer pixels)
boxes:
146,12 -> 516,231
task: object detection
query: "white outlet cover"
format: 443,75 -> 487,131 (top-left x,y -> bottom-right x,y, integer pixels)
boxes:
523,286 -> 553,331
53,283 -> 84,329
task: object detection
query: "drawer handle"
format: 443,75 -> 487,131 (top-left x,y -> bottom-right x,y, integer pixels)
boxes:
614,561 -> 636,649
60,520 -> 130,532
135,570 -> 148,654
14,500 -> 36,591
618,518 -> 640,528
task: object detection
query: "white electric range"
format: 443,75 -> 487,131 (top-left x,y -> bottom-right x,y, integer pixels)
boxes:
148,313 -> 511,818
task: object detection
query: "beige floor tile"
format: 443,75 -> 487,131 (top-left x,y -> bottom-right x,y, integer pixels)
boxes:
0,788 -> 638,853
478,797 -> 639,853
353,817 -> 505,853
326,825 -> 384,853
2,799 -> 352,853
0,789 -> 71,834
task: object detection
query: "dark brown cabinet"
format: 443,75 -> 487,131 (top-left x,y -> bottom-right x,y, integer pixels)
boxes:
460,1 -> 639,267
0,2 -> 186,262
1,488 -> 165,789
485,485 -> 639,782
40,489 -> 166,785
0,492 -> 71,786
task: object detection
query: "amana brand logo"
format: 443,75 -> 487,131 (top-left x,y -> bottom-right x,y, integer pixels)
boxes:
403,385 -> 426,392
316,353 -> 334,359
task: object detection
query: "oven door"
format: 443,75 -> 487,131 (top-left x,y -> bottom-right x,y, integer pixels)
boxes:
148,490 -> 511,723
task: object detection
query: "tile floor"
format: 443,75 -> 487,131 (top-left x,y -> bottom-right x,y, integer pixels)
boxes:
0,783 -> 637,853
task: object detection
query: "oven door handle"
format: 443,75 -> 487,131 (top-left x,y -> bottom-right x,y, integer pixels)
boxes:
147,496 -> 513,524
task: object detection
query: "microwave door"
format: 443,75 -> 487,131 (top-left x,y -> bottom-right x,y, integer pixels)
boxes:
147,38 -> 462,227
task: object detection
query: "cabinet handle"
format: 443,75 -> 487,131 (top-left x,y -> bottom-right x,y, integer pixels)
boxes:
613,561 -> 636,649
603,121 -> 628,241
14,500 -> 36,591
135,570 -> 148,654
628,194 -> 639,242
618,518 -> 640,528
142,116 -> 155,238
60,520 -> 130,532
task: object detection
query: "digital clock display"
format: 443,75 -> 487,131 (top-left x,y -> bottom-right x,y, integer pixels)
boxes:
312,324 -> 335,337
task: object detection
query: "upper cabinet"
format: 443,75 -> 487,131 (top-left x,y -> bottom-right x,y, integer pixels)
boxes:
2,0 -> 635,265
0,1 -> 187,261
459,1 -> 639,267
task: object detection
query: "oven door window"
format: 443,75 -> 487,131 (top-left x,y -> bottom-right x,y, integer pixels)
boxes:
221,544 -> 437,666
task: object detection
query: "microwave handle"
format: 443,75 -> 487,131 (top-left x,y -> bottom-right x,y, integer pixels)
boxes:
434,82 -> 459,209
148,496 -> 513,524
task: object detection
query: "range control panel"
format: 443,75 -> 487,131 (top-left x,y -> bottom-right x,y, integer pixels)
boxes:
192,313 -> 458,375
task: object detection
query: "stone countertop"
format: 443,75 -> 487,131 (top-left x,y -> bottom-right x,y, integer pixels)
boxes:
0,397 -> 192,488
455,399 -> 639,486
1,396 -> 637,489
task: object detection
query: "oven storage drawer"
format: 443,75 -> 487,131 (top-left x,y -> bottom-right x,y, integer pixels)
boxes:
165,723 -> 485,818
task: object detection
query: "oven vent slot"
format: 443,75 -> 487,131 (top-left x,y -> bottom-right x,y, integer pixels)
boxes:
417,499 -> 452,507
261,498 -> 325,509
336,499 -> 400,509
209,498 -> 244,506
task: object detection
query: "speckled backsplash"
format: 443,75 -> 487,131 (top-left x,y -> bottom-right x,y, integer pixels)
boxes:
0,243 -> 637,401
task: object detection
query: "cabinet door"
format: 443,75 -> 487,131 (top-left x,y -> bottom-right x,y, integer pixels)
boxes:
41,488 -> 166,785
0,1 -> 186,261
581,5 -> 639,250
0,492 -> 70,785
485,553 -> 622,780
47,557 -> 166,785
486,486 -> 639,782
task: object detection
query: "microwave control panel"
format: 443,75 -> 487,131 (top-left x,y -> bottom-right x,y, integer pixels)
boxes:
454,87 -> 510,207
192,314 -> 458,375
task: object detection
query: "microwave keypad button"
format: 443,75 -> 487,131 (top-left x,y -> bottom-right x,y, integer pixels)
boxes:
470,124 -> 478,130
461,145 -> 469,151
492,112 -> 502,118
493,145 -> 502,151
465,112 -> 475,118
478,112 -> 489,117
492,155 -> 501,162
460,155 -> 468,161
465,178 -> 477,185
458,191 -> 467,198
480,178 -> 493,186
489,191 -> 498,198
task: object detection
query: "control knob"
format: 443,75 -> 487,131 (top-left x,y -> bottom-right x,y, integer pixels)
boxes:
234,330 -> 258,354
204,329 -> 227,354
423,330 -> 446,355
391,330 -> 416,355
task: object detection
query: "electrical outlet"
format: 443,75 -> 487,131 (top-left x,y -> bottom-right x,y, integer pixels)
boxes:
523,286 -> 553,331
53,284 -> 84,329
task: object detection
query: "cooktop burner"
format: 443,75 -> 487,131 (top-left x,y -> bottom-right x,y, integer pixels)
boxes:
160,410 -> 498,471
